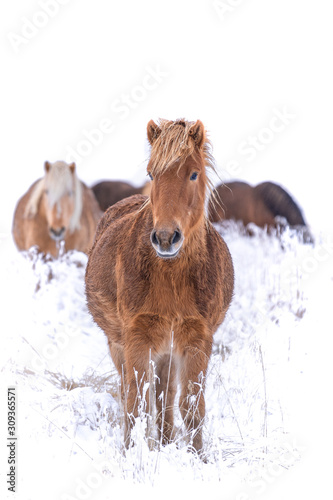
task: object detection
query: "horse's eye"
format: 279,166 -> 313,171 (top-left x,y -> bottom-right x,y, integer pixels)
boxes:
148,172 -> 153,181
44,189 -> 49,195
190,172 -> 198,181
68,190 -> 74,197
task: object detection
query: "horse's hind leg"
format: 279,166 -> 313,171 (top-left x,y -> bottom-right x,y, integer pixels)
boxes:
156,354 -> 177,445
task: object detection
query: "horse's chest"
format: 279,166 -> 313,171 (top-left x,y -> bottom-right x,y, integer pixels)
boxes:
148,273 -> 196,316
117,242 -> 223,323
120,265 -> 203,319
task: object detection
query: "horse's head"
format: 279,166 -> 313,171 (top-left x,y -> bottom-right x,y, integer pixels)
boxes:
42,161 -> 80,241
147,119 -> 210,259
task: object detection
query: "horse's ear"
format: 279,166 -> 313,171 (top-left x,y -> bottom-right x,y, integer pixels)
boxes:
44,161 -> 51,172
189,120 -> 205,149
69,162 -> 76,174
147,120 -> 161,145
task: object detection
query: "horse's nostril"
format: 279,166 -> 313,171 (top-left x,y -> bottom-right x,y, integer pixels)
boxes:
50,227 -> 65,239
151,230 -> 159,246
151,229 -> 182,249
171,230 -> 182,245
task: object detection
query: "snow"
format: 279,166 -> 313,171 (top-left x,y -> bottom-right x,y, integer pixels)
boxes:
1,223 -> 332,500
2,1 -> 333,497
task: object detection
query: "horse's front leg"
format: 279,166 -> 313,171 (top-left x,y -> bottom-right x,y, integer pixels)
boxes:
123,350 -> 149,448
123,314 -> 166,448
177,319 -> 212,455
156,354 -> 177,445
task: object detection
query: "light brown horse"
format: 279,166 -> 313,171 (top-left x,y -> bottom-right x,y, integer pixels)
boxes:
12,161 -> 102,257
91,180 -> 151,212
209,180 -> 313,242
85,119 -> 234,455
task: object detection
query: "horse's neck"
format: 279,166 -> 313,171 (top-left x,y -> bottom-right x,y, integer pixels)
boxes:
183,217 -> 208,261
34,189 -> 47,220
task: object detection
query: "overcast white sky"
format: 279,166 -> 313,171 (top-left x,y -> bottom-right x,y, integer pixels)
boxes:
1,0 -> 332,234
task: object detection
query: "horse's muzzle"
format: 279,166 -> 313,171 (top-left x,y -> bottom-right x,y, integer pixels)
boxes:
150,228 -> 184,259
49,226 -> 66,241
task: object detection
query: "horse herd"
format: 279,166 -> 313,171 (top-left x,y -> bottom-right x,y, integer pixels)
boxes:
11,119 -> 312,457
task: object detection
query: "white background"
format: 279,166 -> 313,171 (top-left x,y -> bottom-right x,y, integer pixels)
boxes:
1,0 -> 332,236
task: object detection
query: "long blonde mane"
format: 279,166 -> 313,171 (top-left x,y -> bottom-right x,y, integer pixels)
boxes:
24,161 -> 83,233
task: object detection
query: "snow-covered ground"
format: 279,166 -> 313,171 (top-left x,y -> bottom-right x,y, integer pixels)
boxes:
1,222 -> 332,500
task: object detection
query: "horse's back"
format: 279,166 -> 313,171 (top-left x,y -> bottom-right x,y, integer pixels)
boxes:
92,181 -> 142,211
254,182 -> 306,226
81,182 -> 104,226
209,181 -> 254,224
210,181 -> 306,229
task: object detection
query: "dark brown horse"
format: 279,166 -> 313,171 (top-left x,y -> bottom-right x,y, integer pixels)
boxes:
91,180 -> 151,211
12,161 -> 102,257
209,181 -> 313,242
85,119 -> 234,455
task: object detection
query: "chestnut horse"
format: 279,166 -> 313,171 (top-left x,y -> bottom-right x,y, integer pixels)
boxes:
85,119 -> 234,455
91,180 -> 151,211
209,181 -> 313,242
12,161 -> 102,257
